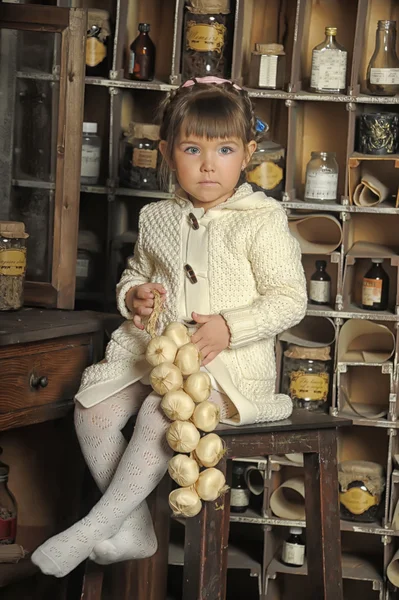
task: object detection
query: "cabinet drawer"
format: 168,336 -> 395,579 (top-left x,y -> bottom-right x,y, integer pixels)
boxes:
0,343 -> 91,413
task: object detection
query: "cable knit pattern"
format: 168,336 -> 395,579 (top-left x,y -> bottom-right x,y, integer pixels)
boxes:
76,184 -> 307,425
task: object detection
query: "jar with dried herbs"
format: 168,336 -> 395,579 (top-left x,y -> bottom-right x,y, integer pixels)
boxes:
182,0 -> 233,79
0,222 -> 28,311
85,10 -> 111,78
281,344 -> 332,412
338,461 -> 385,523
119,123 -> 160,190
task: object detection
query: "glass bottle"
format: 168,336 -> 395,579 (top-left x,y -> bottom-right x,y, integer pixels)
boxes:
230,463 -> 250,513
81,122 -> 101,185
361,258 -> 389,311
304,152 -> 339,203
310,26 -> 347,94
0,221 -> 28,311
282,527 -> 305,567
309,260 -> 331,306
0,450 -> 17,545
128,23 -> 155,82
246,139 -> 285,200
366,21 -> 399,96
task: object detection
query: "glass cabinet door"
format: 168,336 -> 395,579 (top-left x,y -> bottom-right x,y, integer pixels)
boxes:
0,4 -> 86,309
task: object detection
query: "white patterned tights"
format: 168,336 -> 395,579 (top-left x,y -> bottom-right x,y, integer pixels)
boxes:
31,381 -> 234,577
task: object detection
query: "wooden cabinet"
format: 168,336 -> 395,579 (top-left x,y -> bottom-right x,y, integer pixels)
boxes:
0,4 -> 86,309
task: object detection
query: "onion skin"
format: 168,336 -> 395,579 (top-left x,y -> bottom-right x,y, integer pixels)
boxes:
184,372 -> 212,403
195,468 -> 227,501
168,454 -> 200,487
169,488 -> 202,517
192,401 -> 220,432
194,433 -> 225,468
161,390 -> 195,421
149,362 -> 183,395
174,343 -> 201,376
145,335 -> 178,367
166,420 -> 201,453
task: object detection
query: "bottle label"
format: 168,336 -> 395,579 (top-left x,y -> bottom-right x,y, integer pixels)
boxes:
230,488 -> 250,508
340,488 -> 378,515
0,516 -> 17,544
0,249 -> 26,276
132,148 -> 158,170
305,172 -> 338,201
186,22 -> 226,54
282,542 -> 305,566
85,37 -> 106,68
258,55 -> 278,88
309,280 -> 330,303
362,278 -> 383,306
289,371 -> 329,402
311,49 -> 347,90
246,161 -> 283,190
370,68 -> 399,85
76,258 -> 89,279
81,145 -> 101,179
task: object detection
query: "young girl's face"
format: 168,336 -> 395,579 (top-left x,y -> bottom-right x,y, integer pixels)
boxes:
163,133 -> 256,211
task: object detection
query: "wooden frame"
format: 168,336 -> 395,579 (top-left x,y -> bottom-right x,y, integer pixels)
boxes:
0,4 -> 86,309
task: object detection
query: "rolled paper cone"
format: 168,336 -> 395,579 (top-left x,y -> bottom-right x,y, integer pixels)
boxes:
270,476 -> 305,520
285,453 -> 304,466
337,319 -> 395,363
245,465 -> 264,496
353,172 -> 390,207
288,214 -> 342,254
280,315 -> 336,349
387,549 -> 399,586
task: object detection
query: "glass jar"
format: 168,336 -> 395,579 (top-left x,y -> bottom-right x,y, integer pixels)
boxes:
182,0 -> 233,79
230,463 -> 250,513
281,344 -> 332,412
85,10 -> 111,78
0,450 -> 17,545
338,461 -> 385,523
310,26 -> 347,94
366,21 -> 399,96
357,113 -> 399,155
120,122 -> 160,190
304,151 -> 339,203
247,43 -> 286,90
81,122 -> 101,185
246,140 -> 285,200
0,221 -> 28,312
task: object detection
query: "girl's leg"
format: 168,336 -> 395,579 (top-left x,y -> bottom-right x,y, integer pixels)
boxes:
73,383 -> 158,565
32,391 -> 172,577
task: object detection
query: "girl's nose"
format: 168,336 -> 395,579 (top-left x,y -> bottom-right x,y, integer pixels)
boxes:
200,154 -> 215,172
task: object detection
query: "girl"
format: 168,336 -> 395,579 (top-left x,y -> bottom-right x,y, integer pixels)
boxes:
32,77 -> 307,578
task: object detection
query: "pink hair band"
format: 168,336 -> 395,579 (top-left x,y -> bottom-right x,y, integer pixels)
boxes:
182,76 -> 242,90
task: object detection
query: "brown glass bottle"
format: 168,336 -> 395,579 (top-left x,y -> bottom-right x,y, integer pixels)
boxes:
230,463 -> 250,513
361,258 -> 389,311
309,260 -> 331,305
128,23 -> 155,81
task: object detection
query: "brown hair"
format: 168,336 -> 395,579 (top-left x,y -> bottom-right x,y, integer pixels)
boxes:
158,81 -> 258,189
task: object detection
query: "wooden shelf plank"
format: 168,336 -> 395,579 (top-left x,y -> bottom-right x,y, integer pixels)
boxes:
169,540 -> 262,575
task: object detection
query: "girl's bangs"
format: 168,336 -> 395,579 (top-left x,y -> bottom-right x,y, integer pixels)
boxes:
180,96 -> 247,141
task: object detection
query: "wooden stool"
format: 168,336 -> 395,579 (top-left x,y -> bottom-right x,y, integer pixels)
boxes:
82,410 -> 350,600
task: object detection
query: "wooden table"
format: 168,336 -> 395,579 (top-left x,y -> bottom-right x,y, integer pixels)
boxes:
0,308 -> 105,597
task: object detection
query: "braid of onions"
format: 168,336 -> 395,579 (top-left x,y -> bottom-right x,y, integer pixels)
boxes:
145,320 -> 228,517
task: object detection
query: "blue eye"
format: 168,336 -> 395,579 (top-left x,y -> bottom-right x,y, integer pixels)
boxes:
185,146 -> 200,155
219,146 -> 234,155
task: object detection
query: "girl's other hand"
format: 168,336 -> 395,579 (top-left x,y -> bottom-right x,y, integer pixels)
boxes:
190,312 -> 230,366
125,283 -> 166,330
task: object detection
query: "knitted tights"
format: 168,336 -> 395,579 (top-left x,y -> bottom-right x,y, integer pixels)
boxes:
31,381 -> 234,577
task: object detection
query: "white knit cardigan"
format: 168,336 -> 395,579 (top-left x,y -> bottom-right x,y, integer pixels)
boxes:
76,184 -> 307,425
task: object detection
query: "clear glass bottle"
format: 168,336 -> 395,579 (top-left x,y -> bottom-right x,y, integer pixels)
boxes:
81,122 -> 101,185
366,21 -> 399,96
309,260 -> 331,305
304,152 -> 339,203
128,23 -> 155,81
230,463 -> 250,514
310,26 -> 347,94
246,139 -> 285,200
0,450 -> 17,545
282,527 -> 305,567
361,258 -> 389,311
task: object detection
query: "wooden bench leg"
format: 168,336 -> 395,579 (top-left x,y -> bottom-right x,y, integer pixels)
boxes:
183,458 -> 230,600
304,428 -> 343,600
80,561 -> 104,600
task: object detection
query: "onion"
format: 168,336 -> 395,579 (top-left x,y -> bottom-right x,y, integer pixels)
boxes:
163,322 -> 191,349
150,362 -> 183,395
161,390 -> 195,421
175,343 -> 201,376
168,454 -> 200,487
169,488 -> 202,518
192,401 -> 220,432
146,335 -> 178,367
184,372 -> 212,403
166,420 -> 201,453
195,468 -> 227,501
194,433 -> 225,467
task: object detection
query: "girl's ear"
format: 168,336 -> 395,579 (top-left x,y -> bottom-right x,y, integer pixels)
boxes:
242,140 -> 257,169
159,140 -> 174,170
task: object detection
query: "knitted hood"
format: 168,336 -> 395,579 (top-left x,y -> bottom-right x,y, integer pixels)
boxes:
175,183 -> 279,213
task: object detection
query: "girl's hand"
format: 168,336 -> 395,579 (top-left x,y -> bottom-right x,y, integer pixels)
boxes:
125,283 -> 166,330
190,312 -> 230,366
